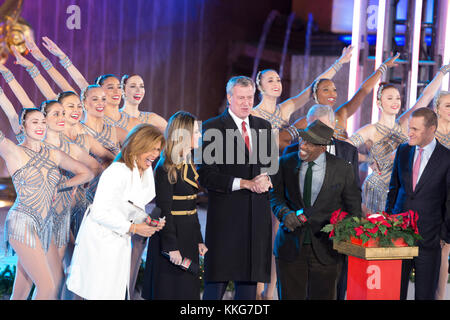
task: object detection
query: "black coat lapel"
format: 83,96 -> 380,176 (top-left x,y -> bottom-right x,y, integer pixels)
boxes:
221,108 -> 238,130
248,115 -> 257,159
407,145 -> 416,192
414,141 -> 442,194
293,152 -> 304,207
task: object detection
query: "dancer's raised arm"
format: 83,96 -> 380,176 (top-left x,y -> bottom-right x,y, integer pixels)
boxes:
395,63 -> 450,131
0,62 -> 35,109
334,52 -> 400,129
0,86 -> 21,134
255,46 -> 353,151
278,45 -> 353,119
280,52 -> 400,150
42,36 -> 89,91
400,63 -> 450,112
11,45 -> 58,100
24,35 -> 76,93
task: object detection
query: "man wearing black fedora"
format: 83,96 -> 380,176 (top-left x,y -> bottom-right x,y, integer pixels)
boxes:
270,119 -> 362,300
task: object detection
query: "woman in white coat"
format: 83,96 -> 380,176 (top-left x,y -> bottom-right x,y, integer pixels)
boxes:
66,124 -> 166,300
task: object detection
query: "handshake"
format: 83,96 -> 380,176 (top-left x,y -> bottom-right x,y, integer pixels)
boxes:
241,173 -> 273,194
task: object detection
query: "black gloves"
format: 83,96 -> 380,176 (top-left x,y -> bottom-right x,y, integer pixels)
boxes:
282,212 -> 302,232
281,209 -> 309,232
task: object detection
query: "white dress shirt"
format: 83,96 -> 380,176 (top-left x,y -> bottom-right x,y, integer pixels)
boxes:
228,108 -> 253,191
327,139 -> 336,155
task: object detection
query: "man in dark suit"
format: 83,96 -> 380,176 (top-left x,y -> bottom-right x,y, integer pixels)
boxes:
198,76 -> 277,300
270,119 -> 362,300
386,107 -> 450,300
282,104 -> 360,299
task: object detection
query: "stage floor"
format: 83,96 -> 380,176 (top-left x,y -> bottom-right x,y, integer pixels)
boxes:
0,205 -> 448,300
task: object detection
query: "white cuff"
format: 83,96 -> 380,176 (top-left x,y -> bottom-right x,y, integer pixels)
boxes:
232,178 -> 242,191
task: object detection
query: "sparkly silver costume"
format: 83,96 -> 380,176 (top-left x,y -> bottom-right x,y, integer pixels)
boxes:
81,122 -> 119,204
103,112 -> 134,130
80,122 -> 120,156
349,122 -> 407,213
4,142 -> 61,254
60,132 -> 93,238
436,130 -> 449,149
44,135 -> 76,248
253,105 -> 289,132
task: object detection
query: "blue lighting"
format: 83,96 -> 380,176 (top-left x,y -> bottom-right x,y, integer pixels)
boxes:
0,184 -> 7,190
338,35 -> 432,47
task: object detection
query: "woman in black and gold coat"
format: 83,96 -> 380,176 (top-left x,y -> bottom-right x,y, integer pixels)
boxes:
142,111 -> 207,300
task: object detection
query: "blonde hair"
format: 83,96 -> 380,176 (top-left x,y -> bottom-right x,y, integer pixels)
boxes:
162,111 -> 197,184
80,84 -> 102,110
433,90 -> 450,111
115,123 -> 165,170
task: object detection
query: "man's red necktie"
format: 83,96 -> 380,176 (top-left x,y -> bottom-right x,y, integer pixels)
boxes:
241,121 -> 251,154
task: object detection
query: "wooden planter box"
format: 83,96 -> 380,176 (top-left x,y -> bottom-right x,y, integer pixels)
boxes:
333,241 -> 419,300
333,241 -> 419,261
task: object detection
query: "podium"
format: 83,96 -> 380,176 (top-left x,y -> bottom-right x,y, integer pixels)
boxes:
333,241 -> 419,300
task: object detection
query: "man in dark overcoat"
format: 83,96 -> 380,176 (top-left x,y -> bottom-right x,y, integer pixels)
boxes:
198,75 -> 277,300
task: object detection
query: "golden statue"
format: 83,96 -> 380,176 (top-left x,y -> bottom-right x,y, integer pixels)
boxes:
0,0 -> 33,64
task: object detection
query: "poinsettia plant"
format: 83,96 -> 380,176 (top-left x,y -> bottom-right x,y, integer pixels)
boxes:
321,209 -> 422,247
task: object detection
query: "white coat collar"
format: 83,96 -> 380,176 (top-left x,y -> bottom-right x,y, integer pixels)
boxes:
126,162 -> 156,211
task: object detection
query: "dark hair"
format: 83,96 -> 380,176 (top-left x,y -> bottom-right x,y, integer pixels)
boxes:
39,100 -> 60,116
95,74 -> 119,86
377,82 -> 398,100
120,74 -> 141,88
255,69 -> 278,91
57,91 -> 79,103
411,107 -> 438,129
19,108 -> 41,125
311,78 -> 333,103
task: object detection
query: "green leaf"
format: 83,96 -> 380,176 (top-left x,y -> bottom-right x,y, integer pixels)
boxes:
321,224 -> 334,233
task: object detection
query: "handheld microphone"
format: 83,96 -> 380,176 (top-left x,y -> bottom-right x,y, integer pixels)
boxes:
161,251 -> 199,275
145,207 -> 164,227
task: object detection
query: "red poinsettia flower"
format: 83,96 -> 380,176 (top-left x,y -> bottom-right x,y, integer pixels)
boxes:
380,220 -> 392,228
367,225 -> 379,234
330,209 -> 341,225
409,210 -> 419,234
321,208 -> 422,246
354,226 -> 364,237
330,209 -> 349,225
367,214 -> 385,224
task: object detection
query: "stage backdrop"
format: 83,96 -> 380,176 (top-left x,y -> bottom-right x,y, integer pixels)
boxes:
0,0 -> 282,176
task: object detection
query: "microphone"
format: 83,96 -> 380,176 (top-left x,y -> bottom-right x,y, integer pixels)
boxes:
145,206 -> 164,227
161,251 -> 199,275
150,206 -> 162,219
